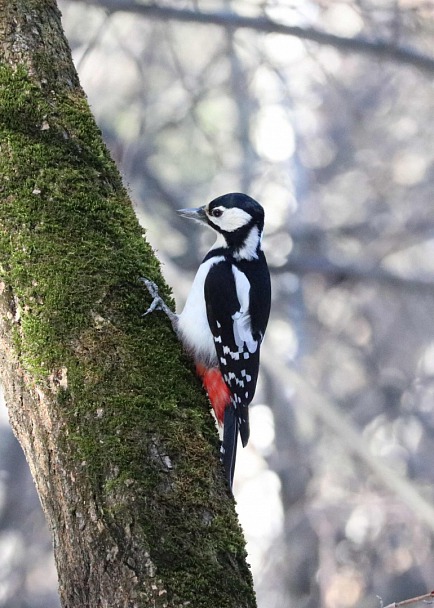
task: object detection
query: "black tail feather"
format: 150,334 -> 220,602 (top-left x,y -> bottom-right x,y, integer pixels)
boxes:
239,405 -> 250,448
221,406 -> 238,490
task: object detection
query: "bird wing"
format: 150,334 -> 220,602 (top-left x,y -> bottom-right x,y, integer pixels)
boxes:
204,259 -> 261,447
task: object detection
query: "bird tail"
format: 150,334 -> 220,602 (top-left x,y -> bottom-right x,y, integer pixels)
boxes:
238,405 -> 250,448
196,364 -> 231,424
221,405 -> 238,490
195,364 -> 239,489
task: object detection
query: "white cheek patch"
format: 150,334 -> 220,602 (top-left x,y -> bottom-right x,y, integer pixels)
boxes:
211,207 -> 252,232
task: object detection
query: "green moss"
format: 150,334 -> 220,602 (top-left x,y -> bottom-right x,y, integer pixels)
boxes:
0,64 -> 255,607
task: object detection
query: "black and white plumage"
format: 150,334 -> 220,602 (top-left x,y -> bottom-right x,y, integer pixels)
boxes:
177,193 -> 271,489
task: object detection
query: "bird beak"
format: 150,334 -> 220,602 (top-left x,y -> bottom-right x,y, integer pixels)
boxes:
177,206 -> 208,224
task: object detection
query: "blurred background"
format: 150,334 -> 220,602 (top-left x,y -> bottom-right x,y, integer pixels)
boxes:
2,1 -> 434,606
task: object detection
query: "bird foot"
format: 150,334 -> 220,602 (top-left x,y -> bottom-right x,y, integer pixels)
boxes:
140,278 -> 178,329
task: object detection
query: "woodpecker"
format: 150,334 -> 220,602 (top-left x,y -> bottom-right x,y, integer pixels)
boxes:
143,193 -> 271,489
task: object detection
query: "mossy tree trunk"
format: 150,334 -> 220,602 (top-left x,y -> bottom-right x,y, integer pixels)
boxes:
0,1 -> 257,606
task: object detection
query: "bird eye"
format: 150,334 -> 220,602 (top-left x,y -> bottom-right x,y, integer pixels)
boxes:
211,208 -> 223,218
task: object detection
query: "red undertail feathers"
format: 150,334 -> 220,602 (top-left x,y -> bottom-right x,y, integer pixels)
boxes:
196,364 -> 231,424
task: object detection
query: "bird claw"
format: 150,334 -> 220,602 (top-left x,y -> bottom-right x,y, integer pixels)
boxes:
141,279 -> 162,315
143,297 -> 160,316
140,278 -> 178,328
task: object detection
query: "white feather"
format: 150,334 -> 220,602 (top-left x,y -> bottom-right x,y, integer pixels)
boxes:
209,231 -> 228,251
178,256 -> 224,366
208,207 -> 252,232
231,267 -> 258,353
234,226 -> 261,261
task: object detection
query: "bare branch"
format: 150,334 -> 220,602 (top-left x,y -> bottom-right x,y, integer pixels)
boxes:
78,0 -> 434,74
272,255 -> 434,293
260,338 -> 434,532
382,590 -> 434,608
286,369 -> 434,532
75,10 -> 112,71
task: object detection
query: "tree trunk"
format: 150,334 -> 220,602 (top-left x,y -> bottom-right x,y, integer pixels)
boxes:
0,1 -> 256,606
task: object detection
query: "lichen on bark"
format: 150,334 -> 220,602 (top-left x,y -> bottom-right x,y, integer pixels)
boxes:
0,1 -> 257,607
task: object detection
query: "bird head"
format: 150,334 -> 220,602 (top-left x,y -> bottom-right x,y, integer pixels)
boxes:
178,193 -> 265,260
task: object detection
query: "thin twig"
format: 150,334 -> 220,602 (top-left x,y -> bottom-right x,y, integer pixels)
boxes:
76,10 -> 112,71
78,0 -> 434,74
382,590 -> 434,608
274,255 -> 434,293
284,369 -> 434,532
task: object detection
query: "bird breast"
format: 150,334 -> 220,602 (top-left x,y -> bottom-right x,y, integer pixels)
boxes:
177,256 -> 224,367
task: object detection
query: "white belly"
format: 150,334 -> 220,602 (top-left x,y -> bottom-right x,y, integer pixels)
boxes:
178,257 -> 224,366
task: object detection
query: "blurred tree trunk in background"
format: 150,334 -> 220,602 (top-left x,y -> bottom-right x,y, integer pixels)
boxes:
0,1 -> 256,607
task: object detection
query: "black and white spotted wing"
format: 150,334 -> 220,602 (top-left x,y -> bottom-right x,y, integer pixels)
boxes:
204,258 -> 263,447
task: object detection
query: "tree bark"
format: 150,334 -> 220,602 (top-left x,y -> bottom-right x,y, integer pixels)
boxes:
0,1 -> 256,607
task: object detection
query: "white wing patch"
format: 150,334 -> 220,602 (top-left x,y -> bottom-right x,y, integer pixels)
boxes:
231,266 -> 258,354
232,311 -> 258,353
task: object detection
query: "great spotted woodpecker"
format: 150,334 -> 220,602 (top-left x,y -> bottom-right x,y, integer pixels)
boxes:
143,193 -> 271,489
